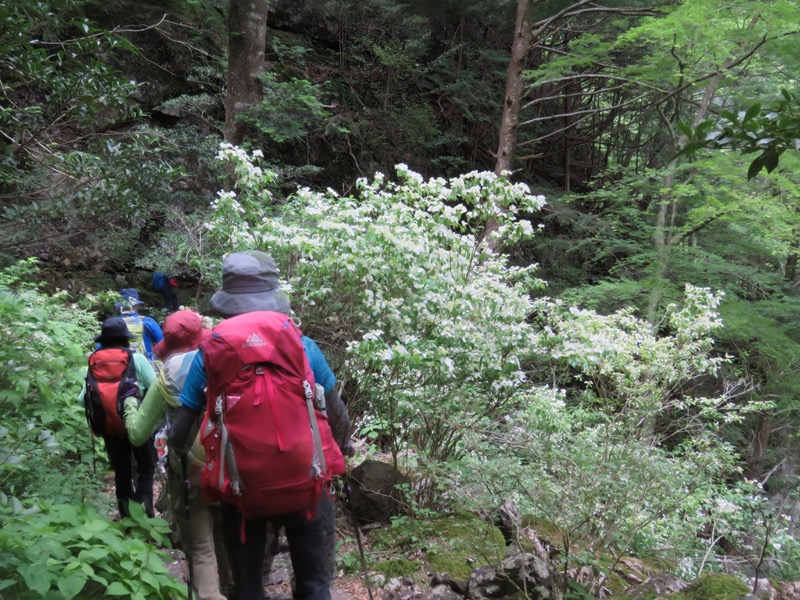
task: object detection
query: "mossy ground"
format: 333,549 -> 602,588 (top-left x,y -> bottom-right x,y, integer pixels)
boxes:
670,574 -> 749,600
362,509 -> 507,582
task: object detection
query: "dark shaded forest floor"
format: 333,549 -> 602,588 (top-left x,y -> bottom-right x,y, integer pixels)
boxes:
103,470 -> 371,599
163,545 -> 369,600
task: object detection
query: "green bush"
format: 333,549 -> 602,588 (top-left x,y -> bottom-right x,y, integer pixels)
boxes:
0,260 -> 98,506
0,502 -> 183,599
0,260 -> 183,598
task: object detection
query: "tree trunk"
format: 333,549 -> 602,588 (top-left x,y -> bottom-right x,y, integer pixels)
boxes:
494,0 -> 535,177
485,0 -> 535,251
785,236 -> 799,283
225,0 -> 269,145
744,411 -> 771,480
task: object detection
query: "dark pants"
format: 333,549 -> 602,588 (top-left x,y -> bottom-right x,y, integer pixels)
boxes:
161,289 -> 179,313
104,435 -> 156,517
221,495 -> 333,600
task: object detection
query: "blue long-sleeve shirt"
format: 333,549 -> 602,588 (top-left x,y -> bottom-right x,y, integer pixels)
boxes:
178,335 -> 336,412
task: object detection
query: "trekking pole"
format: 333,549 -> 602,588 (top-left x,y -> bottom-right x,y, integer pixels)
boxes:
342,477 -> 374,600
180,455 -> 194,600
89,432 -> 96,477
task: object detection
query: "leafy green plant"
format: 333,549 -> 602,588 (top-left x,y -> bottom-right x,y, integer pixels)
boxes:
241,72 -> 344,144
336,538 -> 363,575
0,502 -> 183,599
679,89 -> 800,180
0,260 -> 99,506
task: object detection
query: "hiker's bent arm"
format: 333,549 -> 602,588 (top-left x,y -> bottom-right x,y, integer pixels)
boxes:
169,405 -> 202,454
123,383 -> 166,446
325,387 -> 351,452
302,337 -> 336,393
144,317 -> 164,347
133,354 -> 157,392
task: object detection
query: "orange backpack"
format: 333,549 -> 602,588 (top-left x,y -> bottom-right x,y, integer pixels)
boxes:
84,348 -> 140,438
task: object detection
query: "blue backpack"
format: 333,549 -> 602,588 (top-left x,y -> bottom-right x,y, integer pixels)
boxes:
152,272 -> 169,292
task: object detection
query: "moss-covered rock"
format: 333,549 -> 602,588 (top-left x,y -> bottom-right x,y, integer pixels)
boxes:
368,510 -> 507,581
676,574 -> 749,600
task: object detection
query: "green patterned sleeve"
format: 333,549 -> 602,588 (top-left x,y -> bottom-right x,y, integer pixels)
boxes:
124,380 -> 166,446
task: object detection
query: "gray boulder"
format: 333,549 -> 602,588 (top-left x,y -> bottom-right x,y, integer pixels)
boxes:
349,460 -> 409,524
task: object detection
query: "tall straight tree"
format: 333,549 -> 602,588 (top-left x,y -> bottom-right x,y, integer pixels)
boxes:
495,0 -> 535,177
225,0 -> 269,144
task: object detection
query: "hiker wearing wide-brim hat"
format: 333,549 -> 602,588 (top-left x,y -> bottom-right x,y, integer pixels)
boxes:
80,317 -> 158,519
94,317 -> 136,346
169,250 -> 353,600
122,309 -> 234,600
210,251 -> 291,317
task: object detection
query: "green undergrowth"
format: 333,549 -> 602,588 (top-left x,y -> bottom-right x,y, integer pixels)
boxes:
0,502 -> 184,599
365,509 -> 507,581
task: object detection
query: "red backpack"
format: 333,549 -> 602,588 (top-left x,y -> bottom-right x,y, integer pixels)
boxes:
199,311 -> 345,518
84,348 -> 140,438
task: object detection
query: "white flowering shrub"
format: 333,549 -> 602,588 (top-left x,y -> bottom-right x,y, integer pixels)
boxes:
458,287 -> 776,577
206,147 -> 547,464
203,145 -> 786,577
531,285 -> 769,435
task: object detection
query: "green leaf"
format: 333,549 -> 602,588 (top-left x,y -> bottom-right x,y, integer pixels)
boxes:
82,519 -> 110,535
676,121 -> 693,138
78,547 -> 109,562
18,564 -> 52,596
743,103 -> 762,122
747,155 -> 764,180
695,120 -> 714,137
106,581 -> 130,595
57,572 -> 87,600
763,149 -> 780,173
63,560 -> 82,572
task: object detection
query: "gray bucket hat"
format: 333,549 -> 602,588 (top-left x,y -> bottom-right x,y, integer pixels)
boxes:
210,251 -> 291,317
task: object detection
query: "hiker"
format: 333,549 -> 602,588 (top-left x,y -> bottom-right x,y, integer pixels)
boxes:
153,271 -> 180,313
169,250 -> 352,600
116,287 -> 164,363
120,310 -> 235,600
81,317 -> 157,518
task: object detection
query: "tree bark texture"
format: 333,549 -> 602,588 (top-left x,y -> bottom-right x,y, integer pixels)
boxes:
485,0 -> 535,253
494,0 -> 535,177
225,0 -> 269,145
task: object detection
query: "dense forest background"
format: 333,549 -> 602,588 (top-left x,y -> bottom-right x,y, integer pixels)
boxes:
2,0 -> 800,598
